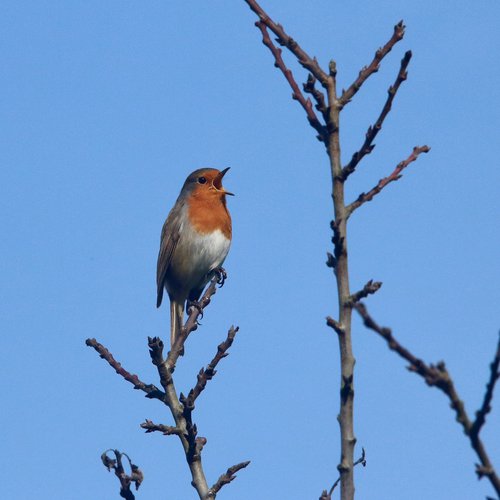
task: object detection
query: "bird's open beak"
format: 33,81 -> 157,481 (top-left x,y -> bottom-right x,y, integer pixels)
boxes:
214,167 -> 234,196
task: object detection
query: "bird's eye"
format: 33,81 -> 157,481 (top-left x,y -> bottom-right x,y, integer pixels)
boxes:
198,176 -> 207,184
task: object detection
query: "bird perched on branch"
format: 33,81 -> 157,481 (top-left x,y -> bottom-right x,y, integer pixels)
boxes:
156,168 -> 233,347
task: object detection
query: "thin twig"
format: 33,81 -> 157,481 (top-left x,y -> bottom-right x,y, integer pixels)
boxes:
101,449 -> 144,500
339,21 -> 406,108
347,280 -> 382,306
346,146 -> 430,217
255,21 -> 326,141
244,0 -> 329,85
140,419 -> 182,436
85,338 -> 165,402
354,302 -> 500,497
342,51 -> 412,180
326,316 -> 345,336
166,275 -> 220,372
206,461 -> 251,499
304,73 -> 328,121
184,326 -> 239,409
320,448 -> 367,499
471,332 -> 500,438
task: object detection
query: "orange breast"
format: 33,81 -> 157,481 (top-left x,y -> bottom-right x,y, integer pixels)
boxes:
187,192 -> 232,239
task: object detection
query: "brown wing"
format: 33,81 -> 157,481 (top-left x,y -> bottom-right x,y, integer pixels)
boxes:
156,203 -> 183,308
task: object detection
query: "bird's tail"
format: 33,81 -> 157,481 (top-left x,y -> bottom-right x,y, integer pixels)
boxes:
170,300 -> 184,347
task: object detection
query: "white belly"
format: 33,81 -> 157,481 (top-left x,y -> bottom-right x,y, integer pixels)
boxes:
167,221 -> 231,297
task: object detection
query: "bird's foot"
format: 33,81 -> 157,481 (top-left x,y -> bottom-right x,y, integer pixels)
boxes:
187,300 -> 204,320
216,267 -> 227,288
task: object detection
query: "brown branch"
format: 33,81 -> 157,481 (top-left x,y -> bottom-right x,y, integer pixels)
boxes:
320,448 -> 366,500
243,5 -> 426,499
304,73 -> 328,121
322,31 -> 356,500
140,419 -> 181,436
244,0 -> 329,85
327,219 -> 345,274
206,461 -> 251,499
166,274 -> 221,372
101,449 -> 144,500
326,316 -> 345,336
146,336 -> 211,498
354,302 -> 500,497
255,21 -> 326,141
89,273 -> 248,499
85,338 -> 165,402
347,280 -> 382,306
342,51 -> 412,180
471,332 -> 500,439
184,326 -> 239,409
346,145 -> 430,217
339,21 -> 406,108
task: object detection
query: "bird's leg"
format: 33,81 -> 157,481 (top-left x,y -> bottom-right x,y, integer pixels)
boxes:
215,267 -> 227,288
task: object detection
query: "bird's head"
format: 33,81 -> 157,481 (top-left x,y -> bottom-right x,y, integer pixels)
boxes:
182,167 -> 234,199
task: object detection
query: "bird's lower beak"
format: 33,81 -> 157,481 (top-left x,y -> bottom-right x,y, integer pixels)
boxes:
214,167 -> 234,196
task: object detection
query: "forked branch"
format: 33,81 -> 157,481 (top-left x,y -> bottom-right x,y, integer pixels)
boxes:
254,21 -> 326,141
88,275 -> 248,499
242,2 -> 427,500
354,303 -> 500,497
320,448 -> 367,500
342,51 -> 412,180
339,21 -> 406,108
244,0 -> 329,85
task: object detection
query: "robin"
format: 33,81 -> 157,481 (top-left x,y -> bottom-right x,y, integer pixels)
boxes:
156,167 -> 233,347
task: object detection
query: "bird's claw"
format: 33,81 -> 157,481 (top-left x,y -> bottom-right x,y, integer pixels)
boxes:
216,267 -> 227,288
187,300 -> 204,320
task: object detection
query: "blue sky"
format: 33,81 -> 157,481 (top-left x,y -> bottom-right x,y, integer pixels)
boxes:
1,1 -> 499,499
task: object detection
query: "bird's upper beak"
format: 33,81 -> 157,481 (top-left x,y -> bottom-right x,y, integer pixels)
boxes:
214,167 -> 234,196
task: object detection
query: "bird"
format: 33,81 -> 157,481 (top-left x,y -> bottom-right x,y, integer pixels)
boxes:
156,167 -> 233,347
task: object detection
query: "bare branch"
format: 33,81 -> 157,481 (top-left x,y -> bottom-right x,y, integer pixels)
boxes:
255,21 -> 327,141
88,271 -> 248,499
85,338 -> 165,402
166,275 -> 221,372
304,73 -> 328,121
146,335 -> 211,498
140,419 -> 182,436
184,326 -> 239,409
339,21 -> 406,108
346,145 -> 430,216
326,219 -> 345,274
320,448 -> 367,499
471,332 -> 500,438
347,280 -> 383,306
244,0 -> 329,85
243,5 -> 429,499
206,461 -> 251,499
354,302 -> 500,496
326,316 -> 345,336
342,51 -> 412,180
101,449 -> 143,500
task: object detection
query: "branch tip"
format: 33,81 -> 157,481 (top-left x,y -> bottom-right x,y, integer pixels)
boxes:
347,145 -> 430,215
327,316 -> 345,336
207,460 -> 251,498
348,280 -> 382,305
